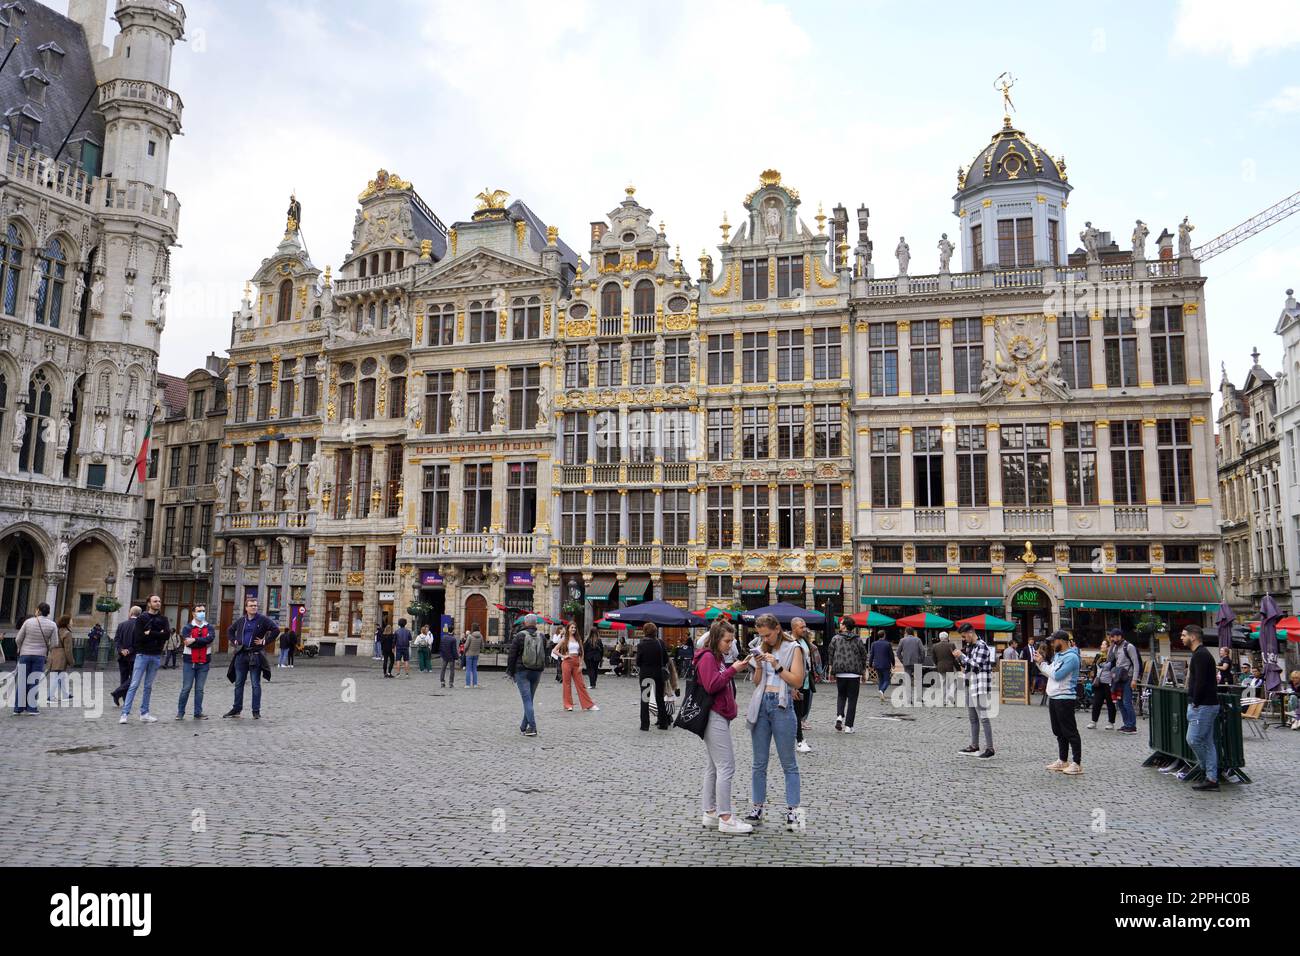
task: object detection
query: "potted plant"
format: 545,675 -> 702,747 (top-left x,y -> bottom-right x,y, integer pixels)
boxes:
562,598 -> 583,618
407,600 -> 434,619
95,596 -> 122,614
1135,612 -> 1165,636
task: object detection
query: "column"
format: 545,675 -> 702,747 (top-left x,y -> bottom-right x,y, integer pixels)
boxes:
494,364 -> 508,433
1049,420 -> 1066,508
1137,310 -> 1155,390
1190,413 -> 1212,506
939,318 -> 955,395
618,488 -> 629,544
447,457 -> 463,532
854,314 -> 869,403
767,480 -> 778,548
1044,312 -> 1059,361
803,481 -> 816,549
803,322 -> 814,382
688,486 -> 699,544
733,329 -> 743,385
987,423 -> 1003,525
653,487 -> 663,543
899,425 -> 915,508
897,320 -> 912,398
584,489 -> 595,545
731,483 -> 742,552
1089,310 -> 1107,392
803,400 -> 815,462
942,421 -> 958,510
768,326 -> 778,384
585,410 -> 597,466
1185,301 -> 1207,387
731,401 -> 742,461
1096,420 -> 1114,520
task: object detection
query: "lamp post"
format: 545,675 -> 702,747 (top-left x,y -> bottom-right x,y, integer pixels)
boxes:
1144,586 -> 1163,662
920,580 -> 937,646
101,571 -> 117,666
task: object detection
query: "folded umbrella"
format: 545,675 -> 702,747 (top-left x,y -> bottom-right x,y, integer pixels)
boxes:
1258,595 -> 1285,696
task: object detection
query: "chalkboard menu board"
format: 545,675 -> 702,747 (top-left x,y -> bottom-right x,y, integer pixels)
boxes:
1161,658 -> 1188,687
999,658 -> 1031,704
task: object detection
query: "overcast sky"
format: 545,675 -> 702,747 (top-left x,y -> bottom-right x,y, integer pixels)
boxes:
54,0 -> 1300,393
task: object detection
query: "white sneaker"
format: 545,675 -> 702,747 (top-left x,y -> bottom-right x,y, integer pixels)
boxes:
140,714 -> 157,723
586,704 -> 600,711
1062,762 -> 1084,775
719,816 -> 754,835
701,811 -> 718,828
1085,721 -> 1097,729
1046,759 -> 1068,772
118,714 -> 129,724
1103,723 -> 1115,731
834,715 -> 844,732
796,740 -> 812,753
843,725 -> 855,734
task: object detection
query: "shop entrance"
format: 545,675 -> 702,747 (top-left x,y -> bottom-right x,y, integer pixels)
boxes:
1010,587 -> 1052,647
465,594 -> 488,636
418,587 -> 445,632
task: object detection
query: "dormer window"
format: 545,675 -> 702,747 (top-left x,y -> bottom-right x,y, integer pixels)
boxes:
38,42 -> 64,77
19,69 -> 48,106
5,106 -> 40,147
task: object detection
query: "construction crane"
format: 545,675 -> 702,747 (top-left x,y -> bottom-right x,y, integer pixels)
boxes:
1195,188 -> 1300,261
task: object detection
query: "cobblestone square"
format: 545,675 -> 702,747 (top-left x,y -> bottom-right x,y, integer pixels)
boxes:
2,659 -> 1296,866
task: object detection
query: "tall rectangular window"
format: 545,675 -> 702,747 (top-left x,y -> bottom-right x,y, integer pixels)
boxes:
462,463 -> 493,533
509,366 -> 540,430
997,217 -> 1034,267
354,445 -> 372,518
708,409 -> 734,461
956,425 -> 988,507
333,449 -> 351,519
428,304 -> 455,347
776,329 -> 804,382
952,317 -> 983,394
913,426 -> 944,507
777,484 -> 805,549
627,490 -> 655,545
910,319 -> 941,396
142,500 -> 155,557
199,505 -> 212,557
813,327 -> 841,380
1000,423 -> 1051,506
775,255 -> 803,297
384,444 -> 402,517
1150,306 -> 1186,386
868,323 -> 899,397
387,375 -> 405,421
204,442 -> 218,483
776,405 -> 804,459
870,428 -> 900,508
1064,422 -> 1098,505
596,343 -> 621,387
970,223 -> 984,271
1057,313 -> 1093,390
234,366 -> 249,423
562,412 -> 588,465
423,372 -> 453,435
337,382 -> 354,422
593,410 -> 620,464
506,461 -> 537,534
191,390 -> 206,420
468,300 -> 496,343
302,356 -> 319,417
466,368 -> 493,434
279,360 -> 295,419
629,340 -> 654,385
741,407 -> 769,460
740,485 -> 768,548
420,464 -> 449,534
256,362 -> 273,420
664,337 -> 690,384
1103,312 -> 1138,388
180,506 -> 195,555
662,488 -> 690,546
707,335 -> 734,385
162,507 -> 177,556
814,483 -> 843,549
593,490 -> 619,545
168,447 -> 181,487
185,444 -> 199,486
564,345 -> 589,389
707,485 -> 733,548
560,491 -> 586,545
358,378 -> 376,420
1157,418 -> 1194,504
814,404 -> 842,458
511,297 -> 541,340
742,332 -> 768,383
741,258 -> 769,301
1110,420 -> 1145,506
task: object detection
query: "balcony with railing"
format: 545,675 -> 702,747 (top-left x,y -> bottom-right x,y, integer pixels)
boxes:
1114,507 -> 1149,531
915,508 -> 946,533
98,77 -> 183,129
2,135 -> 94,205
859,257 -> 1185,300
598,316 -> 623,336
0,477 -> 137,519
1004,508 -> 1054,532
376,570 -> 398,589
401,532 -> 548,561
216,509 -> 316,534
332,265 -> 417,296
556,461 -> 695,486
92,177 -> 181,232
993,268 -> 1043,289
630,313 -> 656,335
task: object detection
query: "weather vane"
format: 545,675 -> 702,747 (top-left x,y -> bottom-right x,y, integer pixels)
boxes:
995,71 -> 1016,123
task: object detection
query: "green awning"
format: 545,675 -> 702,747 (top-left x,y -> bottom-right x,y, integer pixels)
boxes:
586,574 -> 618,601
739,576 -> 769,597
860,574 -> 1004,608
1061,574 -> 1221,612
622,574 -> 652,604
775,576 -> 805,597
814,576 -> 844,596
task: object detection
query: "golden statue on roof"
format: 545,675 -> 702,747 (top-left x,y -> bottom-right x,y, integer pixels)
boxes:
475,189 -> 511,211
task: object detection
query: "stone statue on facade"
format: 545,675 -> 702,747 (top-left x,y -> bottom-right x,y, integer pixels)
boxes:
763,202 -> 782,241
233,462 -> 250,501
72,272 -> 86,313
10,409 -> 24,450
121,419 -> 135,460
492,391 -> 507,432
92,416 -> 106,454
41,415 -> 56,449
58,415 -> 71,455
978,359 -> 1001,398
286,193 -> 302,231
89,275 -> 104,315
895,237 -> 910,275
535,377 -> 549,424
151,285 -> 168,329
122,282 -> 135,316
1178,216 -> 1194,257
283,459 -> 300,497
390,301 -> 409,337
937,233 -> 955,273
1080,222 -> 1100,263
306,454 -> 321,498
447,391 -> 462,433
56,536 -> 69,570
215,458 -> 230,501
258,459 -> 277,506
1131,219 -> 1149,260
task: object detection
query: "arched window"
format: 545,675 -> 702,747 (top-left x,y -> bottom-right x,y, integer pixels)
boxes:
1,224 -> 23,316
600,283 -> 621,318
383,251 -> 391,273
313,304 -> 322,319
276,279 -> 293,323
358,258 -> 367,278
370,253 -> 379,275
19,369 -> 53,474
633,279 -> 654,316
63,376 -> 81,479
0,534 -> 37,627
35,237 -> 67,328
96,370 -> 111,405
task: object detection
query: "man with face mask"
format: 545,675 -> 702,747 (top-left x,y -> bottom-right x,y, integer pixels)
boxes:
1037,629 -> 1082,775
176,603 -> 215,720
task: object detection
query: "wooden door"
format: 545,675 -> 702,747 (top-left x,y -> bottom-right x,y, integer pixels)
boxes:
218,600 -> 234,652
465,594 -> 487,636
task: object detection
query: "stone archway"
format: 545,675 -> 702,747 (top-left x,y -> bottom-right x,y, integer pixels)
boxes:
62,536 -> 118,631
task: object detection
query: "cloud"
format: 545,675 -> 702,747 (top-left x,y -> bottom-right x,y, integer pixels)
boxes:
1171,0 -> 1300,65
1258,85 -> 1300,117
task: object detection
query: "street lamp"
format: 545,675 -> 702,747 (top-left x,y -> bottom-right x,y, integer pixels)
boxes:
100,572 -> 117,667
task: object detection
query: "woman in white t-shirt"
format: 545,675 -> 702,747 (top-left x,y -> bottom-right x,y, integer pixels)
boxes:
556,619 -> 599,712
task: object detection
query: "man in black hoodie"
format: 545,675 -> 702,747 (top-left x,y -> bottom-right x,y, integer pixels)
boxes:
119,595 -> 171,724
110,605 -> 141,707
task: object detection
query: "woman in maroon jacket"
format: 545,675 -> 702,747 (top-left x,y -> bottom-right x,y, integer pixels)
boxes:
695,620 -> 754,835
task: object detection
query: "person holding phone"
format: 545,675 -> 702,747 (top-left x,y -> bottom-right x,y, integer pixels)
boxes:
743,613 -> 805,831
696,619 -> 753,834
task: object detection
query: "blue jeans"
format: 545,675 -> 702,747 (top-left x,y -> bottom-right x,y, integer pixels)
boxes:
278,647 -> 290,666
177,659 -> 210,716
514,669 -> 541,732
122,654 -> 162,716
232,651 -> 262,714
751,692 -> 800,807
877,669 -> 892,695
13,655 -> 45,713
1118,681 -> 1136,730
465,655 -> 479,686
1186,703 -> 1220,782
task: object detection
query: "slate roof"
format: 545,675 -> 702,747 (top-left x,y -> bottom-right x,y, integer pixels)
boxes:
0,2 -> 104,172
959,121 -> 1067,193
157,372 -> 188,417
508,199 -> 580,268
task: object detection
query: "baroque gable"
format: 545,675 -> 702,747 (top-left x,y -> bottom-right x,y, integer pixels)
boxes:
416,248 -> 550,294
